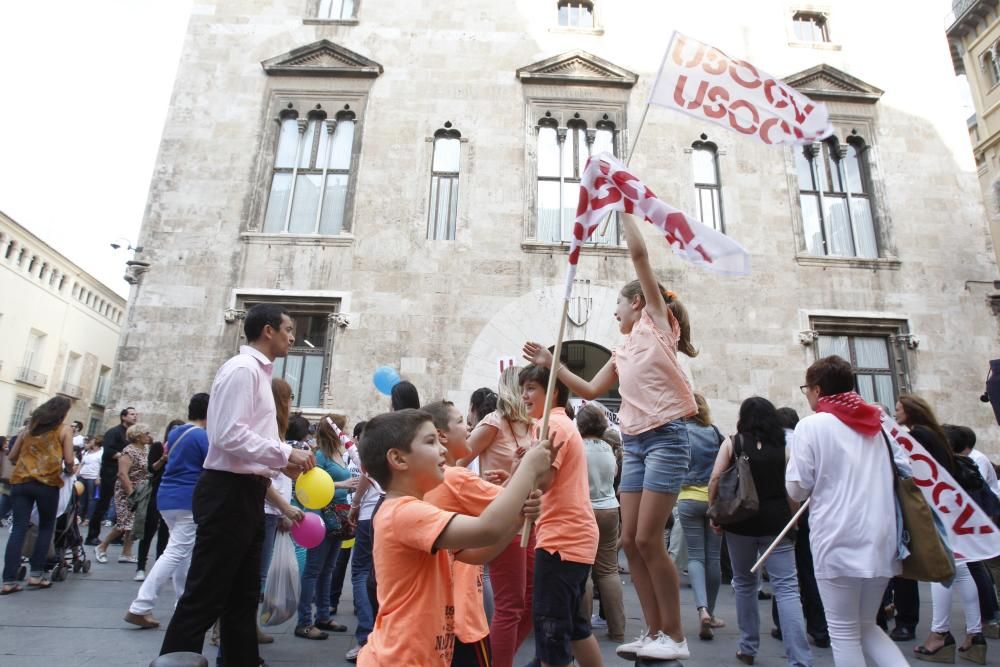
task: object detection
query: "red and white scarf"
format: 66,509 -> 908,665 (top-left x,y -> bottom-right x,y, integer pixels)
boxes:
815,391 -> 882,436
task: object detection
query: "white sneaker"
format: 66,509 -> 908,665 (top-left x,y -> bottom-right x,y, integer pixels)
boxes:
616,630 -> 652,659
134,570 -> 145,581
119,555 -> 138,564
637,631 -> 690,661
345,645 -> 361,662
590,613 -> 607,629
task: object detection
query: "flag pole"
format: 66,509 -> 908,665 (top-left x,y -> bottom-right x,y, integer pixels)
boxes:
520,297 -> 571,547
598,102 -> 650,237
750,498 -> 810,574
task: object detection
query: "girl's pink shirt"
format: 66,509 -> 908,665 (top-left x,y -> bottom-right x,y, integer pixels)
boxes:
472,410 -> 529,475
612,309 -> 697,435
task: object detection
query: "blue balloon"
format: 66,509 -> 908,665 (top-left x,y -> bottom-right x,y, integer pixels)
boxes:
373,365 -> 401,396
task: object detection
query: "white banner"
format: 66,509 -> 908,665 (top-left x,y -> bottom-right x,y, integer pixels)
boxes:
567,152 -> 750,297
884,415 -> 1000,562
650,31 -> 833,146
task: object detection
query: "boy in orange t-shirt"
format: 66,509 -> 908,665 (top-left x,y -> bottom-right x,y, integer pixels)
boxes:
357,409 -> 551,667
519,365 -> 602,667
422,400 -> 533,667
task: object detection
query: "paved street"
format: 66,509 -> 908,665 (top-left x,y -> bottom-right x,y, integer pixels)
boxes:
0,527 -> 987,666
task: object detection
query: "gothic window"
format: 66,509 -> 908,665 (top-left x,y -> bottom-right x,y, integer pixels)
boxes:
692,139 -> 723,232
535,113 -> 620,245
427,126 -> 461,241
795,135 -> 878,259
792,11 -> 829,43
982,47 -> 1000,86
558,0 -> 594,28
318,0 -> 355,20
262,109 -> 356,236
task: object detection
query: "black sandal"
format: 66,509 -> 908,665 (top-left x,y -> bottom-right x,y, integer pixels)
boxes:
315,620 -> 347,632
0,583 -> 23,595
294,625 -> 329,640
914,631 -> 956,663
27,577 -> 52,589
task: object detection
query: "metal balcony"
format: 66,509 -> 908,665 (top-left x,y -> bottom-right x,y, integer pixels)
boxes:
58,382 -> 82,399
16,367 -> 48,388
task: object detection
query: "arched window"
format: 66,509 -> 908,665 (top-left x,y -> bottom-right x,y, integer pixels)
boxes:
795,134 -> 878,258
983,47 -> 1000,86
427,125 -> 461,240
535,114 -> 619,245
263,109 -> 356,235
558,0 -> 594,28
691,138 -> 723,232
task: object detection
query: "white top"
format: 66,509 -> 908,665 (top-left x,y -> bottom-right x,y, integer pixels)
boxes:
264,473 -> 293,517
358,478 -> 384,522
79,449 -> 102,480
73,434 -> 85,448
786,413 -> 904,580
969,449 -> 1000,497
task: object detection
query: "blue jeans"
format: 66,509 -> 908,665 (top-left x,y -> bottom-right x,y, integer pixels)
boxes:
297,532 -> 342,628
3,481 -> 60,583
79,478 -> 97,521
727,533 -> 812,666
351,519 -> 375,644
259,514 -> 281,593
620,420 -> 692,494
678,498 -> 721,614
329,543 -> 352,609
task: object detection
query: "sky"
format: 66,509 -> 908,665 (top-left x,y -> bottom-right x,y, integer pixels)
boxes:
0,1 -> 976,298
0,1 -> 193,297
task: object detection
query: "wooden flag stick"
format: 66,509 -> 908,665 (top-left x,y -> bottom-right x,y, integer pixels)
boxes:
520,297 -> 571,547
750,498 -> 810,574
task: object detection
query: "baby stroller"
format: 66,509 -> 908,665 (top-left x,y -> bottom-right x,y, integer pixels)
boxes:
16,475 -> 91,581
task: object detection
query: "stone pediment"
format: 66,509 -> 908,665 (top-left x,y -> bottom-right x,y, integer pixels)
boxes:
782,64 -> 883,103
517,50 -> 638,88
261,39 -> 383,78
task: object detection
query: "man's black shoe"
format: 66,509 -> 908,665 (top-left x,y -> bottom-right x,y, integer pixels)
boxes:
84,538 -> 99,546
757,590 -> 772,600
770,628 -> 782,640
889,626 -> 915,641
809,632 -> 831,648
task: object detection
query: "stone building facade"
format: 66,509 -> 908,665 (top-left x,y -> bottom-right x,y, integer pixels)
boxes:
947,0 -> 1000,267
116,0 -> 1000,448
0,210 -> 125,436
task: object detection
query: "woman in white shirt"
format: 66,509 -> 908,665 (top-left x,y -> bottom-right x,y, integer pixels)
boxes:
79,439 -> 103,526
786,355 -> 909,667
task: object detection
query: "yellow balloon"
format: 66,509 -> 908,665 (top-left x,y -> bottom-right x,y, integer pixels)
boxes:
74,481 -> 85,496
295,468 -> 334,509
342,538 -> 355,549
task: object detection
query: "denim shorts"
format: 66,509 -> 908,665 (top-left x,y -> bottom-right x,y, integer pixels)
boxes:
619,419 -> 692,495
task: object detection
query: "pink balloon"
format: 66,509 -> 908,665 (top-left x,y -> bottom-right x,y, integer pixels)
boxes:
290,512 -> 325,549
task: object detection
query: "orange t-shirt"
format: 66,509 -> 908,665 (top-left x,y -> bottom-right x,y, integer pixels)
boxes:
534,408 -> 598,564
424,466 -> 503,643
359,496 -> 457,667
474,411 -> 532,475
612,309 -> 697,435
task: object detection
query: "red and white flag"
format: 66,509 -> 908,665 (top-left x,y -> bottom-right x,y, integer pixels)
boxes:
566,152 -> 750,298
650,31 -> 833,146
883,415 -> 1000,562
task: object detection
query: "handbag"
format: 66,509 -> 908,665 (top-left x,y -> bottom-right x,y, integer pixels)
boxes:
323,503 -> 355,540
882,432 -> 955,582
707,433 -> 759,525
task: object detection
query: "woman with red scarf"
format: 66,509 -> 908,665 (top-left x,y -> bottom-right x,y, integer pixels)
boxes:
786,355 -> 910,667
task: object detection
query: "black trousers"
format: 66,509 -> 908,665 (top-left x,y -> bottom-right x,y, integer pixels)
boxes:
771,512 -> 828,636
969,560 -> 999,622
85,471 -> 117,542
137,491 -> 163,571
890,576 -> 920,630
160,470 -> 267,664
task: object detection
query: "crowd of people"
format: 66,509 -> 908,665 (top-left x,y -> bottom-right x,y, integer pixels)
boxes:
0,212 -> 997,667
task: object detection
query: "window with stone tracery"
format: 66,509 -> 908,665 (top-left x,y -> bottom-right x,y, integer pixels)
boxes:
535,112 -> 620,245
262,109 -> 356,236
794,134 -> 879,259
427,126 -> 461,241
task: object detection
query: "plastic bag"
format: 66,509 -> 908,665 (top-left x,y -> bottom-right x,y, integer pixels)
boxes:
259,531 -> 300,627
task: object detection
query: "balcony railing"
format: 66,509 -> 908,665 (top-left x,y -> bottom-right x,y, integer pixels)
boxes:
58,382 -> 82,399
16,367 -> 48,388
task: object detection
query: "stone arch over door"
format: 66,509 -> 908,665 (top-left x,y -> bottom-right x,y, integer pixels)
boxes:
455,283 -> 624,404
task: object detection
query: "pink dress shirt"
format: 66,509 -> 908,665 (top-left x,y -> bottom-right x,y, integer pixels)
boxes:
203,345 -> 291,476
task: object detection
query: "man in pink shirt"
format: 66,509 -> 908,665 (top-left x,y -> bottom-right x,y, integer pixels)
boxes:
160,304 -> 315,666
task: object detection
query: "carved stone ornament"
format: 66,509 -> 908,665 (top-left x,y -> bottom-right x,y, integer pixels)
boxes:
798,330 -> 820,346
516,50 -> 638,88
891,333 -> 920,350
782,64 -> 884,103
261,39 -> 384,78
329,312 -> 350,329
224,308 -> 246,323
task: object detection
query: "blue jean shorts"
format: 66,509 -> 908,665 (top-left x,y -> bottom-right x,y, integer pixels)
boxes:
619,419 -> 692,495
